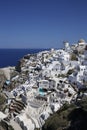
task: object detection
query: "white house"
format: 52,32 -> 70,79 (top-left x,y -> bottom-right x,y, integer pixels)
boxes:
57,50 -> 70,62
37,80 -> 49,89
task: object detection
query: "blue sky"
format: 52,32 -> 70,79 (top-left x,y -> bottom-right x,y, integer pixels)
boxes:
0,0 -> 87,48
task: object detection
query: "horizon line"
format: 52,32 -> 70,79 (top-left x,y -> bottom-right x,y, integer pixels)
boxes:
0,47 -> 59,50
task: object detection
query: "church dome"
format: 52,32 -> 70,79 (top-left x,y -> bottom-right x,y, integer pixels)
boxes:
78,39 -> 85,43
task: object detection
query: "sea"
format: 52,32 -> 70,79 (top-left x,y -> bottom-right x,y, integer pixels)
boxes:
0,49 -> 49,68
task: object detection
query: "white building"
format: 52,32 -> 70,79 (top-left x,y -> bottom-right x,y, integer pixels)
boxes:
63,41 -> 71,52
37,80 -> 49,89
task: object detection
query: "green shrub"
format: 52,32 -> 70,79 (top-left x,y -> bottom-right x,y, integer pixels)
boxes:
71,53 -> 78,61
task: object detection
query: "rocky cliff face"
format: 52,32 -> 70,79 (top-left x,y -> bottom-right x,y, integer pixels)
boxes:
15,58 -> 26,72
0,71 -> 7,89
15,53 -> 37,73
0,67 -> 15,91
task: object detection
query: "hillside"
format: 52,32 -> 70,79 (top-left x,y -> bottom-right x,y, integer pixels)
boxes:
42,97 -> 87,130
